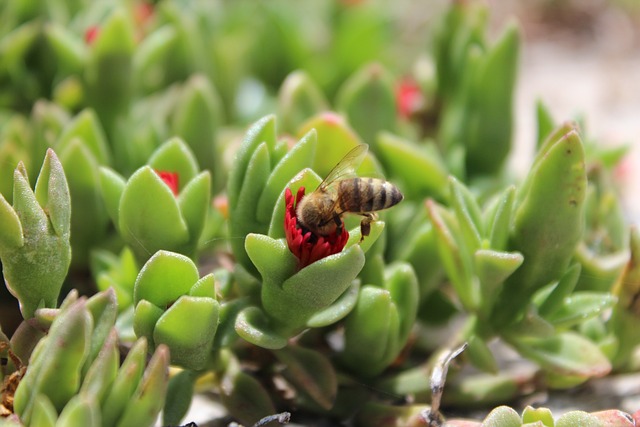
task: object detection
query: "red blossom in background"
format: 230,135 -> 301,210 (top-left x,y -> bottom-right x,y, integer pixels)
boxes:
134,2 -> 155,41
84,26 -> 100,44
134,2 -> 154,26
396,77 -> 423,119
613,154 -> 632,186
155,170 -> 179,196
213,194 -> 229,219
284,187 -> 349,269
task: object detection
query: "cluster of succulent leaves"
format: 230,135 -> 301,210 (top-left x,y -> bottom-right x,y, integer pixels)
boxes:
1,0 -> 638,426
355,403 -> 637,427
1,289 -> 168,427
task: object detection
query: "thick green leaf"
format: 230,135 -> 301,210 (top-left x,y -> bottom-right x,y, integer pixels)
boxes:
465,23 -> 520,175
171,74 -> 223,186
245,234 -> 297,286
2,165 -> 72,316
83,288 -> 118,376
30,395 -> 57,427
229,143 -> 272,274
80,329 -> 119,403
450,177 -> 482,252
176,171 -> 211,252
537,263 -> 582,318
535,99 -> 556,149
384,262 -> 419,344
99,167 -> 126,227
298,113 -> 378,179
522,405 -> 554,426
376,133 -> 449,200
189,273 -> 216,299
427,200 -> 477,310
219,369 -> 276,426
275,346 -> 337,410
0,194 -> 23,248
147,137 -> 200,187
341,286 -> 396,377
84,9 -> 135,145
119,167 -> 189,261
129,303 -> 157,345
486,186 -> 515,251
337,63 -> 397,149
56,395 -> 100,427
44,23 -> 86,75
0,22 -> 39,69
234,306 -> 288,349
154,296 -> 219,369
228,115 -> 277,210
518,122 -> 576,204
163,370 -> 197,426
116,345 -> 169,427
134,250 -> 199,306
133,25 -> 178,92
475,249 -> 523,314
555,411 -> 604,427
56,109 -> 110,165
263,245 -> 365,326
481,406 -> 522,427
256,129 -> 317,223
13,300 -> 92,422
34,149 -> 71,239
58,140 -> 109,262
466,334 -> 498,374
504,309 -> 555,339
101,339 -> 148,427
494,130 -> 587,325
545,292 -> 617,328
511,331 -> 611,378
278,70 -> 330,134
306,281 -> 360,328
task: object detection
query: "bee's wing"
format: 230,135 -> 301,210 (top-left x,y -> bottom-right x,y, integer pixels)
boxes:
318,144 -> 368,191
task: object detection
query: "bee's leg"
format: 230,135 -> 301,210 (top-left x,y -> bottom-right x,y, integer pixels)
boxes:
333,213 -> 343,234
359,213 -> 378,241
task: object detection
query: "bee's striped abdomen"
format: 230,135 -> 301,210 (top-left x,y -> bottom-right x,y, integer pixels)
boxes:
336,178 -> 403,214
379,180 -> 403,209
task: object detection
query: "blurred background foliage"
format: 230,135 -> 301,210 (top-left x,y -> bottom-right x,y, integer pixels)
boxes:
2,0 -> 640,425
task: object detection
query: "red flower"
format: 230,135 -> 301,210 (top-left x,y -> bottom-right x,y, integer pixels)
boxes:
284,187 -> 349,269
84,26 -> 100,45
155,170 -> 179,196
396,78 -> 423,119
134,2 -> 154,26
213,194 -> 229,219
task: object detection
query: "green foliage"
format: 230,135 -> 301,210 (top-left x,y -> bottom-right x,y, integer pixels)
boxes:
0,150 -> 71,319
10,290 -> 169,427
133,251 -> 219,370
0,0 -> 636,426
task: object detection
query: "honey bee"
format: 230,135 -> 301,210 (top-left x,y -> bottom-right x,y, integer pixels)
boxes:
296,144 -> 403,240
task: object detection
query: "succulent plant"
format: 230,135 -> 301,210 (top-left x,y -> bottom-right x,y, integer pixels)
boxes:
1,1 -> 638,426
2,290 -> 168,427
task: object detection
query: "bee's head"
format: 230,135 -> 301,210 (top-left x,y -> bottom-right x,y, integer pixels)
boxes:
295,194 -> 340,236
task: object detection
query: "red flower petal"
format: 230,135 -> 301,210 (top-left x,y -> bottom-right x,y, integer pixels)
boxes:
134,2 -> 154,26
396,77 -> 423,119
284,187 -> 348,269
85,26 -> 100,45
155,170 -> 179,196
